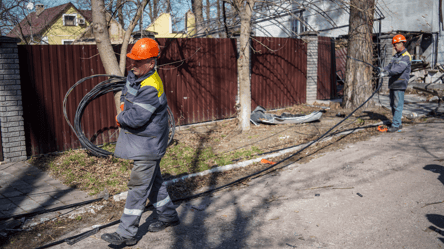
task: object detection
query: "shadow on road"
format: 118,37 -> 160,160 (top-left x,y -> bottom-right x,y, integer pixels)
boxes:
424,164 -> 444,244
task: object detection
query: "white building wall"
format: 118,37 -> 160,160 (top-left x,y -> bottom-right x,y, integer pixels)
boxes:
254,2 -> 295,37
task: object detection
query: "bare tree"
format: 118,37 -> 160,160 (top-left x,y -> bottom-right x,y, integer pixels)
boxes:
192,0 -> 205,36
91,0 -> 149,113
0,0 -> 33,37
232,0 -> 255,131
343,0 -> 375,109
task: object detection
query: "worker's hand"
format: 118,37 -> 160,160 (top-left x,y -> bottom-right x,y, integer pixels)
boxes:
120,103 -> 124,112
378,68 -> 388,77
115,115 -> 121,127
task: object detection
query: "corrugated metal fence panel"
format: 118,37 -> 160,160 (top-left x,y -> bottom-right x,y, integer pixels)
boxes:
18,45 -> 118,156
335,47 -> 347,81
156,38 -> 238,125
251,37 -> 307,110
18,39 -> 237,155
317,36 -> 336,99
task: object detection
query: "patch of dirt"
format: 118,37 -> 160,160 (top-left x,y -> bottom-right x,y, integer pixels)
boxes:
3,103 -> 426,248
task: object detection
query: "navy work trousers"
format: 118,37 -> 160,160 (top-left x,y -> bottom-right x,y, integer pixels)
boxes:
116,160 -> 178,238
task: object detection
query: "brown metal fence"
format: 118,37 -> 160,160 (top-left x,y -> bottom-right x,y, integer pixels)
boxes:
317,36 -> 336,99
17,37 -> 312,156
18,39 -> 238,156
156,38 -> 238,125
18,45 -> 116,156
251,37 -> 307,109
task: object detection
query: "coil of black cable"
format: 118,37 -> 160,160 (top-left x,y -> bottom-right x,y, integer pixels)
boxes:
63,74 -> 175,157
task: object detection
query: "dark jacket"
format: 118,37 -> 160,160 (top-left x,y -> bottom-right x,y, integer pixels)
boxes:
383,48 -> 412,90
114,69 -> 169,160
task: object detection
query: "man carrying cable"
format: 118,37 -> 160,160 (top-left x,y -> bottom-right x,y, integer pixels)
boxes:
379,34 -> 412,132
101,38 -> 180,246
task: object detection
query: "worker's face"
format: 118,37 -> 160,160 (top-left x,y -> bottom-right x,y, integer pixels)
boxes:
129,58 -> 155,77
393,42 -> 405,53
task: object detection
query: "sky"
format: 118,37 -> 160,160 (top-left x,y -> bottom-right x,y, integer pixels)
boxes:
21,0 -> 191,31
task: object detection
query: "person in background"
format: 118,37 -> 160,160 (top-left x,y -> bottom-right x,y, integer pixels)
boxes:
380,34 -> 412,132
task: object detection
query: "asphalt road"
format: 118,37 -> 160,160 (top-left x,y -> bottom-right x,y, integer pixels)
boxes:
54,119 -> 444,249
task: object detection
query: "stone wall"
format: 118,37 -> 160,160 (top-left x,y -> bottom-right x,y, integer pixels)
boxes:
0,37 -> 26,162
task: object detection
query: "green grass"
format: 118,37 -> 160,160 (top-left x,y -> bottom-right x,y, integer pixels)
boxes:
161,144 -> 263,176
30,139 -> 264,195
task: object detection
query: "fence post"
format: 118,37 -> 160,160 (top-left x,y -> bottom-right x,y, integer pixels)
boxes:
302,31 -> 318,103
0,36 -> 27,162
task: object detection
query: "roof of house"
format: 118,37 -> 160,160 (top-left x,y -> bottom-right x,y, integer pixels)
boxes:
7,2 -> 92,39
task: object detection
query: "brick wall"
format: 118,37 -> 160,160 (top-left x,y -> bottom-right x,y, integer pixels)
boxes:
0,37 -> 26,162
303,32 -> 318,103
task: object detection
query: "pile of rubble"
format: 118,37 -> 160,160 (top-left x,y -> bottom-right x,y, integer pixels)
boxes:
409,61 -> 444,84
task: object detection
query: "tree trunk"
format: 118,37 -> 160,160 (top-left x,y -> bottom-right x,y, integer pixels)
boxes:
118,0 -> 149,74
166,0 -> 172,12
192,0 -> 204,36
217,0 -> 222,37
91,0 -> 122,113
237,0 -> 254,131
116,0 -> 124,28
91,0 -> 149,114
206,0 -> 210,33
343,0 -> 375,109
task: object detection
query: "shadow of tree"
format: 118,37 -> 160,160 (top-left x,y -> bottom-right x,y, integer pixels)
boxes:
424,164 -> 444,245
0,162 -> 78,247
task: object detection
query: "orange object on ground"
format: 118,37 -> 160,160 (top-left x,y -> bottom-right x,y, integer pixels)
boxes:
120,103 -> 124,111
378,125 -> 387,132
261,159 -> 276,165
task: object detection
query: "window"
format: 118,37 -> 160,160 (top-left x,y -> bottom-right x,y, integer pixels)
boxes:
62,40 -> 74,45
63,14 -> 77,26
292,9 -> 306,35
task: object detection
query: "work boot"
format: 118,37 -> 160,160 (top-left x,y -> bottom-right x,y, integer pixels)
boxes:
101,232 -> 138,246
387,126 -> 401,133
148,219 -> 180,232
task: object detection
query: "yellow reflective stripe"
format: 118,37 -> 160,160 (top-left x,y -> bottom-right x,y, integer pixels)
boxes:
402,51 -> 412,62
140,71 -> 164,98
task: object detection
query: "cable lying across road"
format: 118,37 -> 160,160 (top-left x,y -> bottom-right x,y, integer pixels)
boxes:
34,75 -> 383,248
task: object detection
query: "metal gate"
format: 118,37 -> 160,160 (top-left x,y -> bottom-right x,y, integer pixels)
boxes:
251,37 -> 307,109
317,36 -> 336,99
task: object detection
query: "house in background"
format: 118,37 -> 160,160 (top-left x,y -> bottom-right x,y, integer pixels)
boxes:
146,11 -> 196,38
298,0 -> 444,67
7,2 -> 124,45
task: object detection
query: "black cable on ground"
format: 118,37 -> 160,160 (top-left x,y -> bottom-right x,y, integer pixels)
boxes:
35,77 -> 384,249
0,198 -> 103,222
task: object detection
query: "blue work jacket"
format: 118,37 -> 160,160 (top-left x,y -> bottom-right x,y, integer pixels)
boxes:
114,69 -> 169,160
383,48 -> 412,90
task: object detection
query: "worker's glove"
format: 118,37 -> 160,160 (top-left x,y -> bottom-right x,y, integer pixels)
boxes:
378,68 -> 388,77
115,115 -> 121,127
120,103 -> 124,112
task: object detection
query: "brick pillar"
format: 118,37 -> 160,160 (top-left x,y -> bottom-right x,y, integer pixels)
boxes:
302,32 -> 318,103
0,36 -> 27,162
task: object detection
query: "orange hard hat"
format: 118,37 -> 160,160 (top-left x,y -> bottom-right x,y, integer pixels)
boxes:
392,34 -> 406,44
127,38 -> 160,60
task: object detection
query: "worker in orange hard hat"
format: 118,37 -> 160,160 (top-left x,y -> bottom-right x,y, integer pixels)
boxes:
102,38 -> 180,246
379,34 -> 411,132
